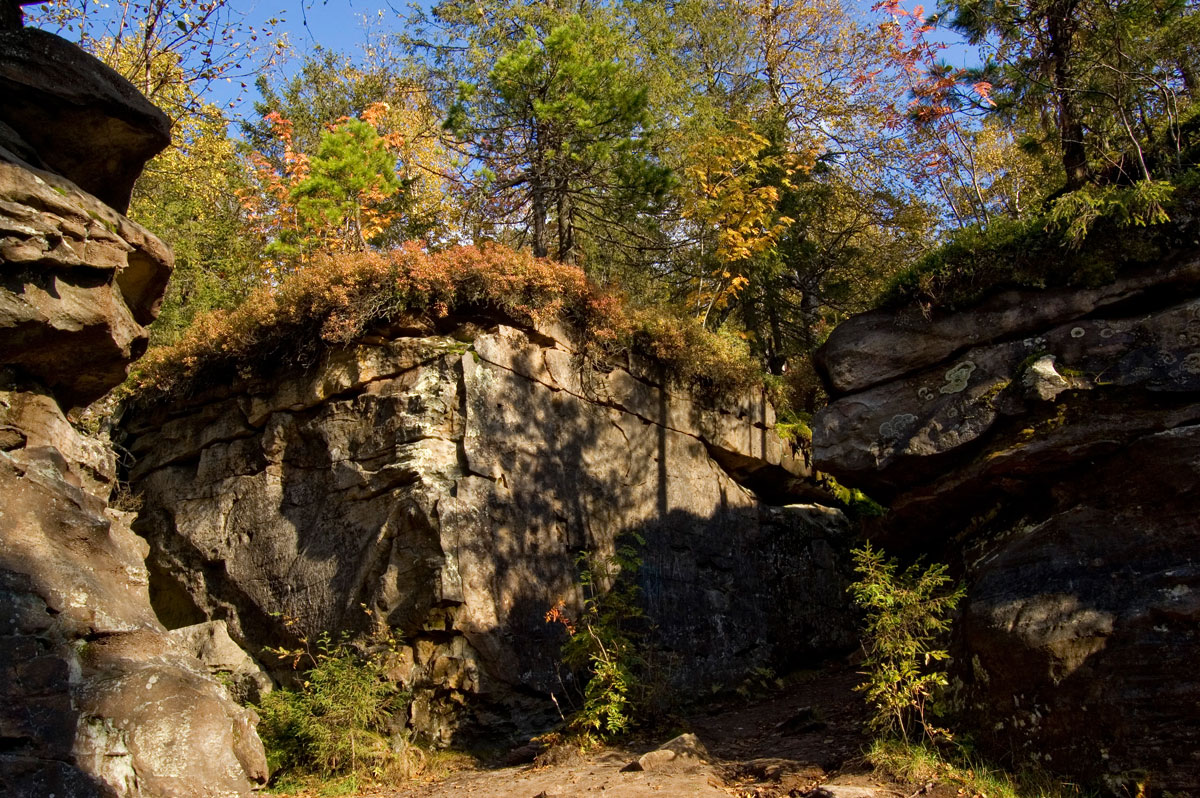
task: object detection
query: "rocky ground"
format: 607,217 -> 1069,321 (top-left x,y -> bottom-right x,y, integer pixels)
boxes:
285,667 -> 930,798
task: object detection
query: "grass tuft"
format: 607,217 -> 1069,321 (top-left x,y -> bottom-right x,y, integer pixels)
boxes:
867,738 -> 1094,798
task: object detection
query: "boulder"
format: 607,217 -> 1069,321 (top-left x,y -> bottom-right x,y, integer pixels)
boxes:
169,621 -> 274,705
0,370 -> 115,496
954,423 -> 1200,795
0,385 -> 266,797
0,27 -> 170,211
814,288 -> 1200,500
811,259 -> 1200,792
122,323 -> 858,743
814,256 -> 1200,395
622,734 -> 710,772
1,3 -> 19,31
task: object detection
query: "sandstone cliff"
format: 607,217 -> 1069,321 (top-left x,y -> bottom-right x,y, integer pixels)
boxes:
813,254 -> 1200,794
121,320 -> 858,744
0,18 -> 267,798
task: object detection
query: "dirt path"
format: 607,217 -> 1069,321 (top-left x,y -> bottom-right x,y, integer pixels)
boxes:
366,666 -> 914,798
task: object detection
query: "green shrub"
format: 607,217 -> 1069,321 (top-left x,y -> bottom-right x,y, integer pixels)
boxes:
849,542 -> 965,744
256,628 -> 415,786
775,411 -> 813,445
546,536 -> 650,746
1045,181 -> 1174,247
881,170 -> 1200,312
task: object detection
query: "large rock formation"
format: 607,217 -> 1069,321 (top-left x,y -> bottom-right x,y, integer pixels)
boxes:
813,256 -> 1200,794
0,24 -> 172,212
0,18 -> 267,798
0,159 -> 172,409
121,321 -> 858,743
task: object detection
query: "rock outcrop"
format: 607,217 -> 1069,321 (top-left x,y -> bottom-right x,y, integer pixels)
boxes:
1,18 -> 267,798
122,321 -> 858,743
0,25 -> 172,212
813,256 -> 1200,794
0,159 -> 173,409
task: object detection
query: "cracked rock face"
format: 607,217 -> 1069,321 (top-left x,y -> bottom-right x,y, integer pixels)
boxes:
812,257 -> 1200,793
122,322 -> 857,743
1,25 -> 266,798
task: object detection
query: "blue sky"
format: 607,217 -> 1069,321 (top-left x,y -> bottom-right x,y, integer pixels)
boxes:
224,0 -> 979,113
203,1 -> 407,115
30,0 -> 979,124
266,0 -> 398,54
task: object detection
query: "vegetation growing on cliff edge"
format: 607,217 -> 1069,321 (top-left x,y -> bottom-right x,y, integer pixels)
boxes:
880,171 -> 1200,312
121,243 -> 766,406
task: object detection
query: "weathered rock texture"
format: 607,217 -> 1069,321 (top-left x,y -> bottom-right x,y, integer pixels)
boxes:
813,256 -> 1200,794
0,159 -> 173,409
0,26 -> 171,212
1,23 -> 268,798
0,373 -> 269,797
123,322 -> 857,743
169,621 -> 274,706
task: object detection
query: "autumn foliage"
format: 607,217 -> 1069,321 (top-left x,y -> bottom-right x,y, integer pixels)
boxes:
46,0 -> 1197,410
241,103 -> 413,272
125,243 -> 765,405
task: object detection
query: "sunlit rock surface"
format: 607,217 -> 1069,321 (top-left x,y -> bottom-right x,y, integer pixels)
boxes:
122,322 -> 858,744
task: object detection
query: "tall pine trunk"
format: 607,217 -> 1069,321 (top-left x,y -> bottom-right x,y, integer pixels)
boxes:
531,120 -> 549,257
1047,0 -> 1088,190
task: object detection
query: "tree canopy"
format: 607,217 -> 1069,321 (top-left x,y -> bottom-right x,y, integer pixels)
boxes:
33,0 -> 1200,408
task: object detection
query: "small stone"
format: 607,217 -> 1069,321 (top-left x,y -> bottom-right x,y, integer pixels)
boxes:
811,785 -> 888,798
1022,355 -> 1070,401
622,733 -> 709,772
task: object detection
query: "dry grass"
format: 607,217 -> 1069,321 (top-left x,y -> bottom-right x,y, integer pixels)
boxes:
125,243 -> 764,406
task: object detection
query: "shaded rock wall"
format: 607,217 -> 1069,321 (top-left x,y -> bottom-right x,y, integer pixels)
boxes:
813,256 -> 1200,794
0,19 -> 267,798
122,322 -> 857,744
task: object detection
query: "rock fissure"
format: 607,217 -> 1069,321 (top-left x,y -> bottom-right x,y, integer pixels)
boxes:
468,336 -> 797,503
121,322 -> 856,747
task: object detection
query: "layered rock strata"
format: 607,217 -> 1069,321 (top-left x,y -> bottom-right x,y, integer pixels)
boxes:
813,257 -> 1200,794
122,322 -> 857,743
1,19 -> 267,798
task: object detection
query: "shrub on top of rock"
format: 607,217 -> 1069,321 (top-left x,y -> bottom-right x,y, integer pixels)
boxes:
125,242 -> 766,405
880,172 -> 1200,313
